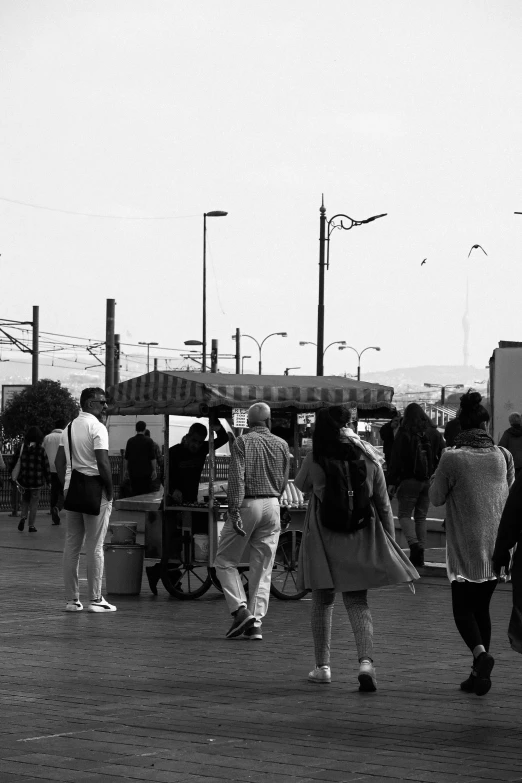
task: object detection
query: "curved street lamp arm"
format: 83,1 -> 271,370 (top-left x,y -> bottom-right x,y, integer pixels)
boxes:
359,346 -> 379,359
326,212 -> 387,270
242,334 -> 261,352
341,345 -> 361,361
260,332 -> 283,350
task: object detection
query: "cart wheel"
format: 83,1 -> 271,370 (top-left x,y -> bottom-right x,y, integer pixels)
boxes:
209,566 -> 249,595
270,530 -> 309,601
160,562 -> 213,600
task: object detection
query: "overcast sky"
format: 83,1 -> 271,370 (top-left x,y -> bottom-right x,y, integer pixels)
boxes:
1,0 -> 521,382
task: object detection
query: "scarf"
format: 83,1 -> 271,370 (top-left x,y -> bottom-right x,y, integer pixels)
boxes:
454,428 -> 495,450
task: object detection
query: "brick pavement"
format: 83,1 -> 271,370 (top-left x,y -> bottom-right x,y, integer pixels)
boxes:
1,510 -> 521,783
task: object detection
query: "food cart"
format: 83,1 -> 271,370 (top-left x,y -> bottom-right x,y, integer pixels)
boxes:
108,371 -> 394,600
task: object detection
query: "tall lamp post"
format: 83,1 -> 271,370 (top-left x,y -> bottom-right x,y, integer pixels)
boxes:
316,196 -> 386,376
338,345 -> 380,381
300,339 -> 346,372
233,332 -> 287,375
202,210 -> 228,371
138,341 -> 158,373
424,383 -> 464,406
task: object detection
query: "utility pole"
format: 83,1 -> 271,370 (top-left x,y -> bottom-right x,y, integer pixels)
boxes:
114,333 -> 120,385
211,339 -> 218,372
105,299 -> 115,390
32,305 -> 39,386
154,358 -> 158,371
317,198 -> 326,376
235,328 -> 241,374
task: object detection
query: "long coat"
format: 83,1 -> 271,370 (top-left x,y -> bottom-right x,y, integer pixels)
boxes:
295,450 -> 419,592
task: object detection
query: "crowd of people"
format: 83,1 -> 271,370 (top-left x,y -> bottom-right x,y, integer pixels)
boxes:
4,386 -> 522,695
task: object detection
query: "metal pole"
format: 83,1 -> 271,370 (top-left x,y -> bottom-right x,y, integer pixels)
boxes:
146,345 -> 150,373
154,357 -> 158,372
105,298 -> 115,389
357,364 -> 361,382
211,339 -> 218,373
258,347 -> 262,376
441,387 -> 446,406
114,334 -> 120,385
31,305 -> 39,386
202,213 -> 207,372
235,328 -> 240,374
316,197 -> 326,376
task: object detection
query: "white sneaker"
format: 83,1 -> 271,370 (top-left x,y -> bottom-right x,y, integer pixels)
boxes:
65,600 -> 83,612
308,665 -> 331,684
87,596 -> 117,613
358,659 -> 377,692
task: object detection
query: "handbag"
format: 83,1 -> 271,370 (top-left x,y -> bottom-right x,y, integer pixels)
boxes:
11,443 -> 23,482
63,423 -> 103,515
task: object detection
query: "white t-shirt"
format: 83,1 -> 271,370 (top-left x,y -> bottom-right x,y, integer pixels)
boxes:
60,412 -> 109,490
43,429 -> 63,474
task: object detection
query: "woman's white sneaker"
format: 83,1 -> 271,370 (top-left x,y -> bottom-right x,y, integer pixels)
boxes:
65,600 -> 83,612
87,597 -> 117,613
308,665 -> 331,684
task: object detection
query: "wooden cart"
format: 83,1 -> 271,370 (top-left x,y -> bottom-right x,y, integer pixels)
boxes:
108,371 -> 395,600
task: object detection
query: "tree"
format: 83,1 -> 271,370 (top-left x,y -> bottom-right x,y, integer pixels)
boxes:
0,379 -> 79,439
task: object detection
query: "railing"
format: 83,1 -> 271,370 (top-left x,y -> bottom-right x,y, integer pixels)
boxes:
419,402 -> 457,428
0,454 -> 126,513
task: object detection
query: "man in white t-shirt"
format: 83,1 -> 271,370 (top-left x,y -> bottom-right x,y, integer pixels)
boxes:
55,387 -> 116,613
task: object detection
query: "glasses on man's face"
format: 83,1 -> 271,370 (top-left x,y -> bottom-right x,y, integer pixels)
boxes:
92,399 -> 108,406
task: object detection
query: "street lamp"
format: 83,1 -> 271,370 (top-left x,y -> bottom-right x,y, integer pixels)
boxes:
300,340 -> 346,360
138,341 -> 159,373
284,367 -> 300,375
202,210 -> 228,372
338,345 -> 380,381
424,383 -> 464,406
233,332 -> 287,375
316,196 -> 386,376
241,355 -> 251,373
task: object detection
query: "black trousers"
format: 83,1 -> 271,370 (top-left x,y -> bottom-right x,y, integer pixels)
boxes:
130,477 -> 152,496
50,473 -> 64,511
451,579 -> 498,653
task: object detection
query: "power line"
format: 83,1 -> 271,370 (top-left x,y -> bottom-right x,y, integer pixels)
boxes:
0,196 -> 201,221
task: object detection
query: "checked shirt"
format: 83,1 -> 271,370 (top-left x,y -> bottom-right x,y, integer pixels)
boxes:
227,425 -> 290,522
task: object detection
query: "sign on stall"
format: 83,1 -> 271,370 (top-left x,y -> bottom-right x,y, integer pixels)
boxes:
2,385 -> 30,411
232,408 -> 248,428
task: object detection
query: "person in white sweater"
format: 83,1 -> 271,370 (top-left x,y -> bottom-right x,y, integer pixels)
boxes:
430,391 -> 514,696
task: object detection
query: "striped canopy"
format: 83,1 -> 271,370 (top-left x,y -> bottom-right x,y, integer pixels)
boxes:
107,371 -> 394,418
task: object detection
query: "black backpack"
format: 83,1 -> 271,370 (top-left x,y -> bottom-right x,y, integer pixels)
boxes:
319,456 -> 373,533
411,432 -> 433,480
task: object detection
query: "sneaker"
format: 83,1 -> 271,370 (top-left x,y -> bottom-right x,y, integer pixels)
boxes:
87,596 -> 117,613
17,518 -> 26,532
308,665 -> 331,684
51,507 -> 61,525
358,659 -> 377,692
146,564 -> 161,596
473,652 -> 494,696
225,606 -> 255,639
409,543 -> 425,568
28,526 -> 37,533
243,625 -> 262,640
65,600 -> 83,612
460,669 -> 476,692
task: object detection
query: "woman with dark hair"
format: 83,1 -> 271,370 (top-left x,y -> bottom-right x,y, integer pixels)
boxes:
295,405 -> 418,691
430,391 -> 514,695
13,426 -> 51,533
387,402 -> 443,567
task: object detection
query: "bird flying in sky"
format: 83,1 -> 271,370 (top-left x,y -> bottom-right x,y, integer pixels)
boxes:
468,244 -> 487,257
421,258 -> 427,265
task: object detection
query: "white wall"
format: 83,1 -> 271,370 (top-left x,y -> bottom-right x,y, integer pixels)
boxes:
492,347 -> 522,441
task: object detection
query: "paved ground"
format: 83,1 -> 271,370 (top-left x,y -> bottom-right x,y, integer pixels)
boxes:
1,510 -> 521,783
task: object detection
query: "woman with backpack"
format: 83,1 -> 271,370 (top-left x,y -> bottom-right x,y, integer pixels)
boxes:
386,403 -> 444,567
12,426 -> 51,533
429,391 -> 514,696
295,405 -> 418,691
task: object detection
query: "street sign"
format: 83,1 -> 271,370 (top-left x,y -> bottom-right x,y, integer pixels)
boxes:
232,408 -> 248,428
1,384 -> 30,411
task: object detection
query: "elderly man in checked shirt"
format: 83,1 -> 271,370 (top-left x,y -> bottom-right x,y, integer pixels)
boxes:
215,402 -> 291,640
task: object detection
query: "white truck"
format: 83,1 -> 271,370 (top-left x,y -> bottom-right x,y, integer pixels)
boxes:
489,341 -> 522,442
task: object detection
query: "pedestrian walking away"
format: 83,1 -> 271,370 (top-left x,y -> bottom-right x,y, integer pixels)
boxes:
498,412 -> 522,478
43,419 -> 67,524
430,390 -> 514,696
13,426 -> 51,533
124,420 -> 157,497
55,387 -> 116,613
387,403 -> 444,567
295,405 -> 418,691
493,471 -> 522,655
214,402 -> 290,640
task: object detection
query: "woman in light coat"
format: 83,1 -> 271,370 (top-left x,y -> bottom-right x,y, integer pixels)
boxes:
429,391 -> 514,696
295,405 -> 418,691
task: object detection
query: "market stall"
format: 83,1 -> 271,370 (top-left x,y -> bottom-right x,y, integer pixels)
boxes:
108,371 -> 395,600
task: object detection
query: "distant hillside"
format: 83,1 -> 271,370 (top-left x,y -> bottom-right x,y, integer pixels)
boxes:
363,365 -> 487,394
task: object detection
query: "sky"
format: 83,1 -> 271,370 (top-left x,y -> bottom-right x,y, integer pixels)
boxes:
1,0 -> 521,386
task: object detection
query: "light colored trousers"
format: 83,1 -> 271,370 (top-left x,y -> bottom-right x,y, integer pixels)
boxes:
20,488 -> 41,526
214,497 -> 280,623
63,498 -> 112,602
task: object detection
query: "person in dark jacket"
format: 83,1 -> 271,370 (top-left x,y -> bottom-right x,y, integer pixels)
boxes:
444,416 -> 462,448
387,404 -> 444,567
13,426 -> 51,533
498,413 -> 522,477
493,471 -> 522,656
379,413 -> 401,469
